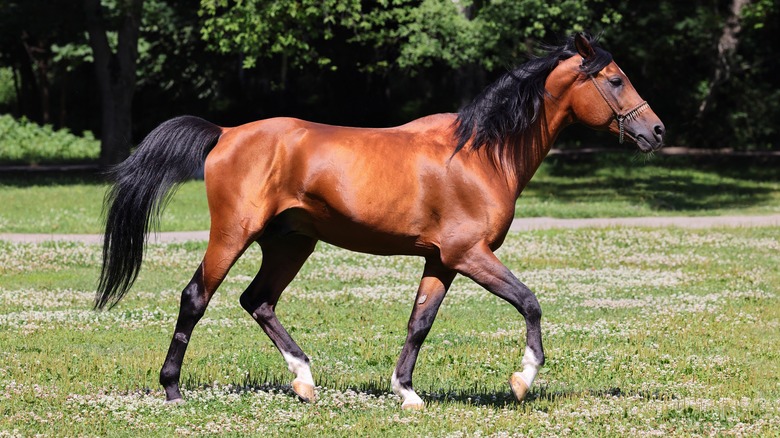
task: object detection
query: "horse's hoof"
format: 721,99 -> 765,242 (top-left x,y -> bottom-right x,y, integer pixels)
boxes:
401,400 -> 425,410
509,372 -> 529,401
165,398 -> 186,405
292,379 -> 316,403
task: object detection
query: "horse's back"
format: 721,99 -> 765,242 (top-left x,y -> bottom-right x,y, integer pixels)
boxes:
201,115 -> 468,254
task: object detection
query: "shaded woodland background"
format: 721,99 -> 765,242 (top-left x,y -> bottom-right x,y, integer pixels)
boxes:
0,0 -> 777,166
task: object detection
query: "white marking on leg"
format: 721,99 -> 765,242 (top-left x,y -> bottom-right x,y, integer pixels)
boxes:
283,351 -> 316,402
391,370 -> 423,408
282,351 -> 314,387
519,346 -> 541,388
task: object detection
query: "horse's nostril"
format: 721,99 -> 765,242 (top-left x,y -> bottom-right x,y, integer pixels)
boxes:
653,124 -> 665,137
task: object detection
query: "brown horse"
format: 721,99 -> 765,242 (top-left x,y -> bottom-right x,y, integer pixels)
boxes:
97,34 -> 664,409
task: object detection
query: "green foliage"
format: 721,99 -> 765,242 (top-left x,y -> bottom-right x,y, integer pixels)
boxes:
455,0 -> 621,69
0,68 -> 14,108
199,0 -> 620,72
351,0 -> 482,71
1,0 -> 778,150
608,0 -> 780,150
200,0 -> 363,69
0,114 -> 99,164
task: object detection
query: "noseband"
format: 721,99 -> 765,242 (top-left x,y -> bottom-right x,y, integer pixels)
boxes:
589,75 -> 649,144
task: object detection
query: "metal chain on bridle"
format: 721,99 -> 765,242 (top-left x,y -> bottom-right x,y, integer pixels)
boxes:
589,75 -> 649,144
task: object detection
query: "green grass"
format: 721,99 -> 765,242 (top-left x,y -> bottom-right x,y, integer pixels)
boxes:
0,175 -> 209,234
1,154 -> 778,234
519,154 -> 780,218
1,227 -> 778,436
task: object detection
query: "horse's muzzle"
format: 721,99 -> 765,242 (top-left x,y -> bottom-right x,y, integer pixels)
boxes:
632,120 -> 665,152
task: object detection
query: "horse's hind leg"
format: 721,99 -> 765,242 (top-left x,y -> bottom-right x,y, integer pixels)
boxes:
239,234 -> 318,402
392,259 -> 456,409
159,231 -> 252,402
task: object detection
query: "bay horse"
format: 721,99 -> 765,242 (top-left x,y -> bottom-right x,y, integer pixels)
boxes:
97,33 -> 664,409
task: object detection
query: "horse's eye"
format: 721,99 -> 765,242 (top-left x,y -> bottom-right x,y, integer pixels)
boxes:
609,77 -> 623,87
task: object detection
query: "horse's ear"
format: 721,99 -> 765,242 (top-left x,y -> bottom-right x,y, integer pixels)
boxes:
574,33 -> 595,61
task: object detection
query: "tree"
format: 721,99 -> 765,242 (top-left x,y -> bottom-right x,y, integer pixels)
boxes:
0,0 -> 85,126
609,0 -> 779,150
199,0 -> 620,73
198,0 -> 620,122
697,0 -> 750,116
1,0 -> 777,153
84,0 -> 143,166
200,0 -> 363,90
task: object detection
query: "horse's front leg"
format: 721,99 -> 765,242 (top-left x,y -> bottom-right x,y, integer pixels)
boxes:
447,242 -> 544,401
392,259 -> 456,409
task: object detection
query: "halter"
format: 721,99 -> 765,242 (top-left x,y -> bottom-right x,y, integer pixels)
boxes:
589,75 -> 649,144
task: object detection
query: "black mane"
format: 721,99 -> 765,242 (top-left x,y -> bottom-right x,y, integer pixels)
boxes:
454,34 -> 613,161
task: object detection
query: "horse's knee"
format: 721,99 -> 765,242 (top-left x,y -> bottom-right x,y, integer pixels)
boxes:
523,295 -> 542,322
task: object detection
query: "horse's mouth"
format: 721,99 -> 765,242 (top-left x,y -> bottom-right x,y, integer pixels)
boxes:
635,134 -> 663,153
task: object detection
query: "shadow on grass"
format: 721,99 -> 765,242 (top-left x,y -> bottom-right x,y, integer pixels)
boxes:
0,172 -> 107,187
425,384 -> 677,409
3,154 -> 777,214
532,153 -> 779,213
179,373 -> 675,410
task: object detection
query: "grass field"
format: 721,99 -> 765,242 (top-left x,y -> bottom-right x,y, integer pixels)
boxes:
1,226 -> 778,436
1,154 -> 779,234
1,154 -> 778,435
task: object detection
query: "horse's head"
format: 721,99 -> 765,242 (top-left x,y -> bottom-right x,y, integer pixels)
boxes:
563,34 -> 665,152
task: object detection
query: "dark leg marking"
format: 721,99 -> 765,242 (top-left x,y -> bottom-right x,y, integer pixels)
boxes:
392,259 -> 456,409
239,234 -> 318,402
451,243 -> 544,401
159,264 -> 207,402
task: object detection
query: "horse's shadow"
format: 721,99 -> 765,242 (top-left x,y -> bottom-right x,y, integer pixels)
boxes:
415,385 -> 675,409
178,374 -> 674,409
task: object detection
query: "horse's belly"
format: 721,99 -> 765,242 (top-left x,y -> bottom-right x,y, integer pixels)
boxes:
265,207 -> 438,257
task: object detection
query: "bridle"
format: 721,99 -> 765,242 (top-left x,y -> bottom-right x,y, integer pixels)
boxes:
589,75 -> 649,144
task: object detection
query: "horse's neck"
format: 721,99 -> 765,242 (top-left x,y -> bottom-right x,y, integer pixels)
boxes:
508,103 -> 569,197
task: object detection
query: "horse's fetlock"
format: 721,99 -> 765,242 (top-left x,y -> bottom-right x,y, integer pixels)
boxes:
250,303 -> 274,322
159,365 -> 180,387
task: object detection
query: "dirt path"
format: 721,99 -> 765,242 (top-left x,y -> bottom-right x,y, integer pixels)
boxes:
1,214 -> 778,244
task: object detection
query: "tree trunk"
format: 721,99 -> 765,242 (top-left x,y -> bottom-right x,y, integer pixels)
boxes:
20,33 -> 52,124
13,41 -> 42,122
697,0 -> 750,116
84,0 -> 143,167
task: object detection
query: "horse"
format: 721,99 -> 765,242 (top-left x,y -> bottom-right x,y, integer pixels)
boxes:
97,33 -> 664,409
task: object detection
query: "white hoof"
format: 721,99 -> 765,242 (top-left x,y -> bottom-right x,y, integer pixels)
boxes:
401,399 -> 425,410
391,371 -> 424,410
509,372 -> 530,401
292,378 -> 316,403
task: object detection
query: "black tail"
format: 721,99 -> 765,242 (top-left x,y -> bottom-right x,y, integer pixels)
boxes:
96,116 -> 222,310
